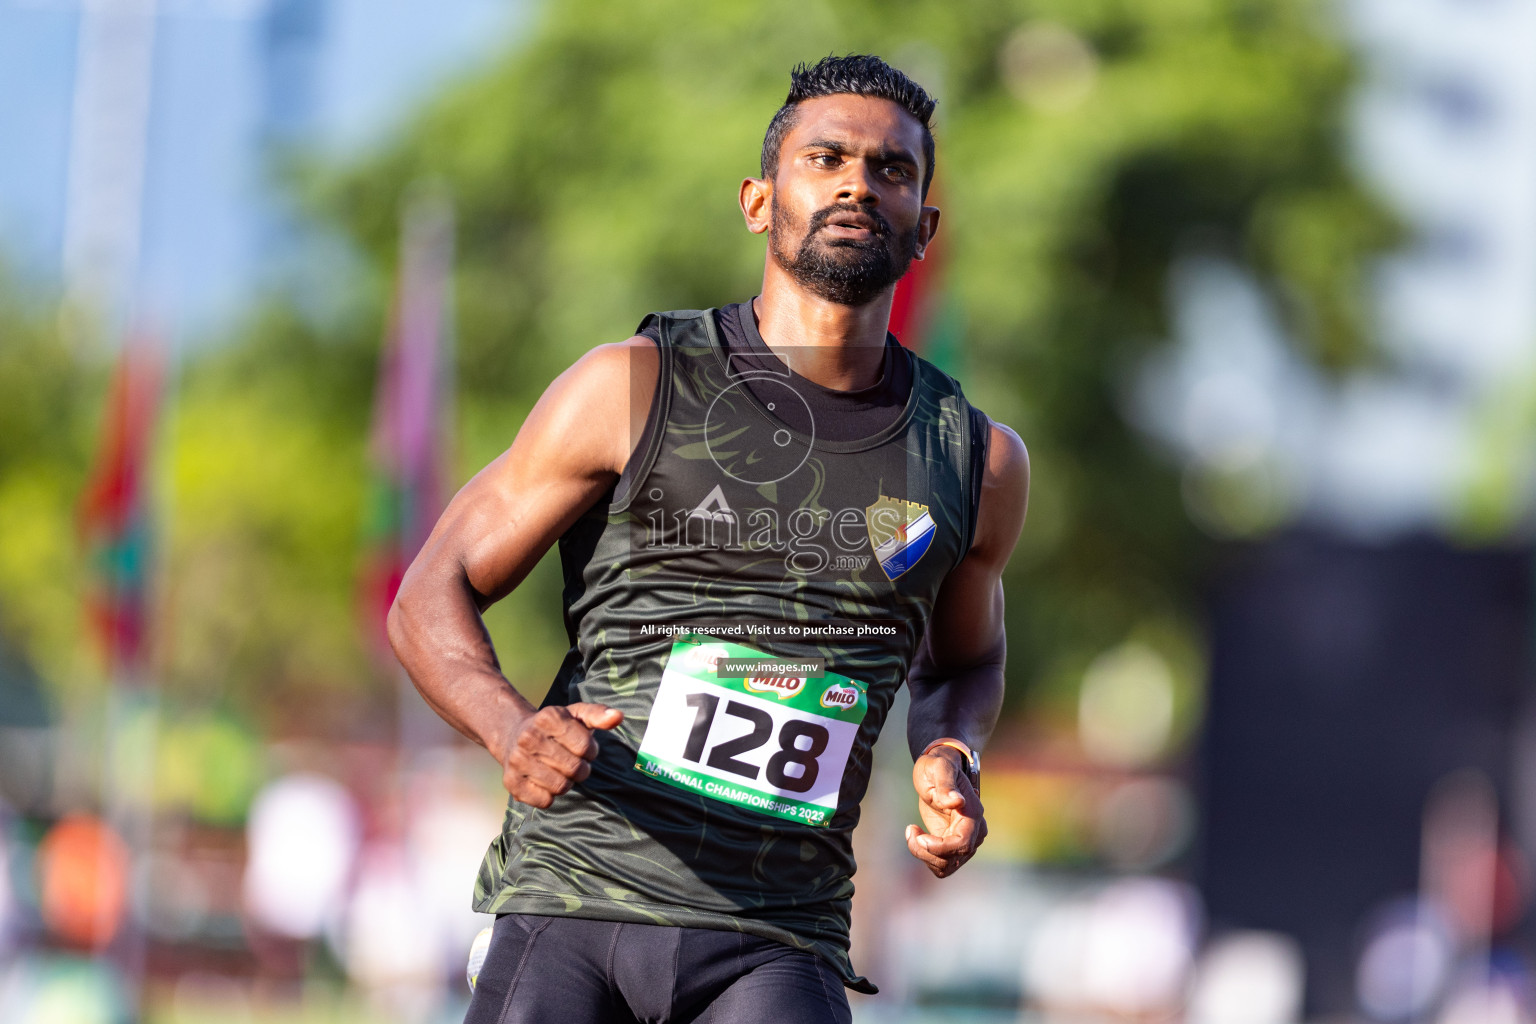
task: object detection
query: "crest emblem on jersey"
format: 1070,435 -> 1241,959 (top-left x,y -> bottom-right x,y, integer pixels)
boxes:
865,495 -> 936,581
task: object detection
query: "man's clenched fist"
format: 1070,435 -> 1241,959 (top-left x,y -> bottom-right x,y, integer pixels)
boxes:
499,702 -> 623,808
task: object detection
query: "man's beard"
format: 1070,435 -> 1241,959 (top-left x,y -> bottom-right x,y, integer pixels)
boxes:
769,200 -> 919,307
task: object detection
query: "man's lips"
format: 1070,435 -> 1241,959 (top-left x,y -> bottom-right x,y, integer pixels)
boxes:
818,211 -> 884,240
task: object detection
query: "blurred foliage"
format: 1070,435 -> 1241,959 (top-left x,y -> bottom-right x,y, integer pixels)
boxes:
1457,371 -> 1536,542
0,0 -> 1396,733
0,277 -> 101,701
163,304 -> 377,717
144,707 -> 264,824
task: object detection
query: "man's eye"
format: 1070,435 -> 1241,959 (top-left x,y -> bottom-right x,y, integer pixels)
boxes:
883,166 -> 910,180
812,154 -> 839,167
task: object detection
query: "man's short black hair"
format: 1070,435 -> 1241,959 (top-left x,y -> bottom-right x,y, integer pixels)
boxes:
760,54 -> 938,199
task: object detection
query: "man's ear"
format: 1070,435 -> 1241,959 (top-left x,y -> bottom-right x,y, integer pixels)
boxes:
740,177 -> 772,235
913,205 -> 941,261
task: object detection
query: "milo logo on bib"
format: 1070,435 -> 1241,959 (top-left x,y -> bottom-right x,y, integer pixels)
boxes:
744,676 -> 805,699
820,683 -> 858,710
687,646 -> 725,673
635,634 -> 869,827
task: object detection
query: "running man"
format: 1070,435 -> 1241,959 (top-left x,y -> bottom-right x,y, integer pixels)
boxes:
390,54 -> 1030,1024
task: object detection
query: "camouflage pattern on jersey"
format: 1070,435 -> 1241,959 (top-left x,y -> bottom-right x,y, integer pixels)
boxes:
473,309 -> 981,993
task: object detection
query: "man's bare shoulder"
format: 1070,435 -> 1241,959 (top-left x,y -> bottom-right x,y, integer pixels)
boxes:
982,418 -> 1029,496
534,335 -> 661,478
560,334 -> 660,387
970,416 -> 1030,564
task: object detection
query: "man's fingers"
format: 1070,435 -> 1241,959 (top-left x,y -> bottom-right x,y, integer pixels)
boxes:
511,757 -> 570,795
543,703 -> 622,760
950,813 -> 981,856
905,826 -> 950,873
529,751 -> 593,784
907,806 -> 984,878
908,752 -> 986,877
500,701 -> 624,806
906,823 -> 963,858
500,702 -> 624,809
917,828 -> 969,857
569,702 -> 624,731
528,706 -> 601,760
501,770 -> 555,808
916,753 -> 967,793
534,742 -> 587,778
909,836 -> 957,876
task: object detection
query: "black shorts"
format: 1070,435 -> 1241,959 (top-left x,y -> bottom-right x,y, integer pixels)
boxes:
463,912 -> 853,1024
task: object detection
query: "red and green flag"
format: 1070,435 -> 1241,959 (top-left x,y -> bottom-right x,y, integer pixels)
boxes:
889,185 -> 963,373
79,336 -> 163,678
360,193 -> 456,658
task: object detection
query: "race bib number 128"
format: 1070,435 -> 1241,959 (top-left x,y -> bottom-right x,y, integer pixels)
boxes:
635,635 -> 869,827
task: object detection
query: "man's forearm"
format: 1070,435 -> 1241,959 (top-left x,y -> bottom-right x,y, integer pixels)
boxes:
387,557 -> 536,763
905,630 -> 1005,759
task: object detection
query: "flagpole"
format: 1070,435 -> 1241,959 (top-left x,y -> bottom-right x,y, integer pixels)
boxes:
80,336 -> 165,1023
369,183 -> 457,763
100,679 -> 159,1020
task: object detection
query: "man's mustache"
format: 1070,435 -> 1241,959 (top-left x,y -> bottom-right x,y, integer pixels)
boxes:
806,203 -> 891,239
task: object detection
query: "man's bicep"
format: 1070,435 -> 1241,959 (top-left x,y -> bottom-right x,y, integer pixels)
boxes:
921,554 -> 1006,675
922,421 -> 1030,671
972,420 -> 1030,566
431,340 -> 656,604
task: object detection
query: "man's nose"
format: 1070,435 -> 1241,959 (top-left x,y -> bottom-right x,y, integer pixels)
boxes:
835,161 -> 880,204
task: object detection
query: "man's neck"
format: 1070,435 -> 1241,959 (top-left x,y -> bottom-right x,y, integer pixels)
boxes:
752,270 -> 893,392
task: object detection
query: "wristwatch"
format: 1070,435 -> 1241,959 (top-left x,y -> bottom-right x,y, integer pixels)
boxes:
923,739 -> 981,795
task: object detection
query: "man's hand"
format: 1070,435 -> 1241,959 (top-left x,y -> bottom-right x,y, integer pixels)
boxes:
498,702 -> 624,809
904,747 -> 987,878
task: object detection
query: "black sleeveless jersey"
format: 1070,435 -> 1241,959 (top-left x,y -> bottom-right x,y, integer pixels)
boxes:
473,308 -> 986,992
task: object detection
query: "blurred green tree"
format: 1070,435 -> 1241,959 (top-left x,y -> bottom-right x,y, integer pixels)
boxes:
161,305 -> 379,719
0,279 -> 101,698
